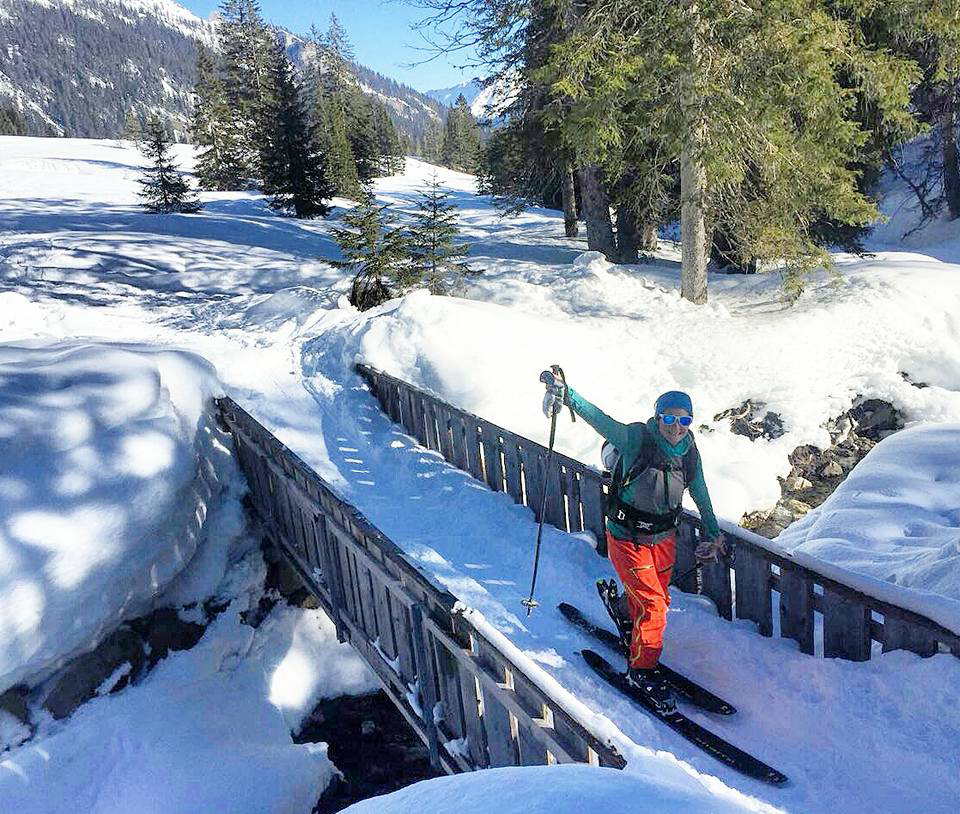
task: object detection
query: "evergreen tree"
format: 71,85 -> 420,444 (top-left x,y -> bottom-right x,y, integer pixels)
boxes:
191,48 -> 247,190
218,0 -> 276,181
316,94 -> 363,198
0,107 -> 27,136
346,89 -> 381,183
332,190 -> 411,310
408,174 -> 478,295
137,116 -> 202,214
542,0 -> 918,299
261,39 -> 333,218
371,101 -> 406,175
440,95 -> 482,173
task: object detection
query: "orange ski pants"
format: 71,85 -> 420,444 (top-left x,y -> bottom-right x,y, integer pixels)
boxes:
606,530 -> 676,669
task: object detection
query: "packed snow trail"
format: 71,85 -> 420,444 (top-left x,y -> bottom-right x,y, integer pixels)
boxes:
1,138 -> 959,813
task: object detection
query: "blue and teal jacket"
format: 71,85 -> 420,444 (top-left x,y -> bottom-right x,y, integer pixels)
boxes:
567,387 -> 721,541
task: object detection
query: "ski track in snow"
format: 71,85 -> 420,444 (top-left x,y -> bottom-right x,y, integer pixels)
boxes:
1,137 -> 959,813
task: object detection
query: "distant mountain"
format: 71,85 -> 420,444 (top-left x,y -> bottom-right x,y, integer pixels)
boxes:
0,0 -> 446,143
426,78 -> 515,124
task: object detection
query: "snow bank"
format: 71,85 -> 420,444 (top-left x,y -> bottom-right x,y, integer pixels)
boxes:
0,542 -> 363,814
0,341 -> 241,692
776,424 -> 960,633
339,764 -> 780,814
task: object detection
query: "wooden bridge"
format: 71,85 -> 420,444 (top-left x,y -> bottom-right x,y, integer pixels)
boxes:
214,366 -> 960,776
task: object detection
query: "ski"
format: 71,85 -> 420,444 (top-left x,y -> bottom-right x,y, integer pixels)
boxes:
558,602 -> 736,715
581,648 -> 788,786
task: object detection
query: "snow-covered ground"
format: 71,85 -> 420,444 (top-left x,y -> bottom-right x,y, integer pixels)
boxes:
0,136 -> 959,813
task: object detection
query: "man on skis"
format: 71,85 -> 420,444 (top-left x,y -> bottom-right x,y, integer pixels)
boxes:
541,371 -> 725,714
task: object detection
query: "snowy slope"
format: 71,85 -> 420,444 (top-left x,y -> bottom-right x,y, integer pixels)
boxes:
0,136 -> 959,813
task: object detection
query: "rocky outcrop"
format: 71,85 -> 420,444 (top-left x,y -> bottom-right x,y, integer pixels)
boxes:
742,398 -> 903,538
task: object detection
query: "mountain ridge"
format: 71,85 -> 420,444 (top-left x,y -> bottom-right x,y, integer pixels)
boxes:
0,0 -> 446,143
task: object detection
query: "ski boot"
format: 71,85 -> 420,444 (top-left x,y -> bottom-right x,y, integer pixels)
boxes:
626,666 -> 677,715
596,579 -> 631,651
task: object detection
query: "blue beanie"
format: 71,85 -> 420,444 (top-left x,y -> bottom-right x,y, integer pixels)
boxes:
655,390 -> 693,416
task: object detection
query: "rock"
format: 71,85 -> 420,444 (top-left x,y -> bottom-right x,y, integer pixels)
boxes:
714,400 -> 785,441
786,476 -> 813,491
133,608 -> 205,666
849,398 -> 902,441
361,719 -> 377,736
0,686 -> 29,725
783,499 -> 812,516
821,461 -> 844,477
43,627 -> 145,720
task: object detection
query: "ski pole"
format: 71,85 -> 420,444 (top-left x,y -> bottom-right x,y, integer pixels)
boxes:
521,365 -> 570,615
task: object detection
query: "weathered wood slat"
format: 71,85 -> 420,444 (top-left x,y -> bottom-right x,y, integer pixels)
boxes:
882,614 -> 937,657
779,566 -> 815,655
565,469 -> 583,533
579,475 -> 607,556
734,546 -> 773,636
456,665 -> 488,768
673,523 -> 700,595
822,587 -> 871,661
520,446 -> 543,519
501,435 -> 524,503
479,421 -> 504,492
409,605 -> 441,766
543,458 -> 566,530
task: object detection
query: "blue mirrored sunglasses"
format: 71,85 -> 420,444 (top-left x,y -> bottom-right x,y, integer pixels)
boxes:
659,414 -> 693,427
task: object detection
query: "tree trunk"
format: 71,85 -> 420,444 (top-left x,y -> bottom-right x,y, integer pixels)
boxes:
561,162 -> 579,237
640,221 -> 658,252
577,165 -> 616,259
680,1 -> 708,304
615,205 -> 640,263
944,82 -> 960,220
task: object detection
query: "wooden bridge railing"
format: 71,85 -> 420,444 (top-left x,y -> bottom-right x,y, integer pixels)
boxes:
355,364 -> 960,663
216,397 -> 626,776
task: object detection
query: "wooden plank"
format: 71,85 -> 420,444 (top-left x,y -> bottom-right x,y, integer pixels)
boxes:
464,419 -> 485,482
422,397 -> 441,453
448,412 -> 469,471
579,474 -> 607,557
457,665 -> 488,768
673,522 -> 699,595
409,605 -> 441,768
520,445 -> 543,518
517,720 -> 548,766
565,469 -> 584,533
501,435 -> 524,504
542,457 -> 566,530
480,686 -> 518,767
822,587 -> 871,661
479,422 -> 504,492
409,391 -> 430,447
389,595 -> 417,685
434,405 -> 455,462
372,576 -> 399,665
881,613 -> 938,657
734,546 -> 773,636
314,514 -> 348,642
433,644 -> 467,743
700,556 -> 733,621
779,566 -> 815,655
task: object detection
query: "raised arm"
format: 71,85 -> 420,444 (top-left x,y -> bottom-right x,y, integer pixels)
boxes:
566,386 -> 631,451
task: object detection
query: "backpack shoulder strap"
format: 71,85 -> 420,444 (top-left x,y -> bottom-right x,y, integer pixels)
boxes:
620,426 -> 656,493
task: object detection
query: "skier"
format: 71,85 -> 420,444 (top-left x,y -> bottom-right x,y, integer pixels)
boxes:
541,370 -> 725,713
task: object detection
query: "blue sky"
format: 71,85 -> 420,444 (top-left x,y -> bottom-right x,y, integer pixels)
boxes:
178,1 -> 478,93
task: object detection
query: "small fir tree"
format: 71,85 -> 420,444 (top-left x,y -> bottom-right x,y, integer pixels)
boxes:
332,190 -> 410,310
371,101 -> 405,175
137,116 -> 201,214
261,40 -> 333,218
408,174 -> 478,295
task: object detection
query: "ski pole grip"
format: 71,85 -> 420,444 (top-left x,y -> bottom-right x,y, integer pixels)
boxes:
551,364 -> 576,422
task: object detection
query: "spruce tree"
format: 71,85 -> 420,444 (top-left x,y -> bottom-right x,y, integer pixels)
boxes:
137,116 -> 202,214
191,48 -> 247,190
408,174 -> 478,295
542,0 -> 919,299
332,190 -> 411,310
261,40 -> 333,218
218,0 -> 276,182
371,101 -> 405,175
346,89 -> 381,183
440,95 -> 482,173
316,94 -> 363,198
